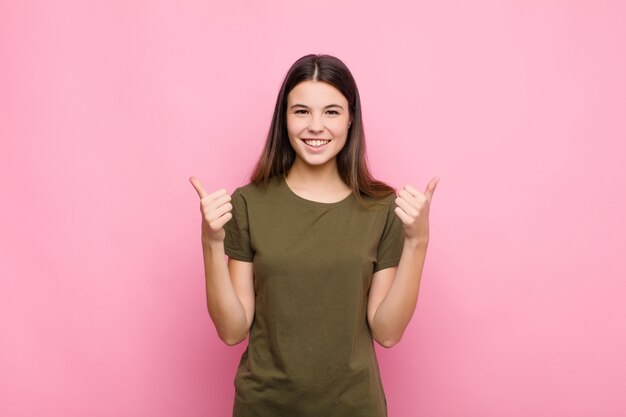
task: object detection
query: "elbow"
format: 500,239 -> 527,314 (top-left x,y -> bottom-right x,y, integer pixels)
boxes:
380,338 -> 399,349
375,335 -> 400,349
371,325 -> 400,348
221,334 -> 246,346
220,330 -> 248,346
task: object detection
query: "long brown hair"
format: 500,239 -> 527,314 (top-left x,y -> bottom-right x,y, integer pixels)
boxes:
250,54 -> 396,205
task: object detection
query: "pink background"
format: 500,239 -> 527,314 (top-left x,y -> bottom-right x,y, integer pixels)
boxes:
1,1 -> 625,416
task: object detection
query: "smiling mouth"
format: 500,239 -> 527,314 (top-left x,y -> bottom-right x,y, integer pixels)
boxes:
301,138 -> 331,148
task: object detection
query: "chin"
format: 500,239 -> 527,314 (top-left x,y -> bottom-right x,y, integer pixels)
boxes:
296,154 -> 336,167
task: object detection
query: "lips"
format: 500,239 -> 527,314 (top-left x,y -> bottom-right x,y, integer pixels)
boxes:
301,138 -> 331,148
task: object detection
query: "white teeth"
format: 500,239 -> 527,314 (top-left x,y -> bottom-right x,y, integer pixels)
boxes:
303,139 -> 330,147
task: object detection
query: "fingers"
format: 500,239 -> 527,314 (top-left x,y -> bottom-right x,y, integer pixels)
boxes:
190,177 -> 235,242
199,190 -> 233,234
204,188 -> 229,201
403,184 -> 421,198
200,193 -> 232,224
394,206 -> 412,226
207,211 -> 233,231
403,177 -> 440,203
203,192 -> 231,212
189,176 -> 230,201
395,194 -> 418,217
206,199 -> 233,222
189,177 -> 230,202
398,188 -> 420,206
201,199 -> 233,236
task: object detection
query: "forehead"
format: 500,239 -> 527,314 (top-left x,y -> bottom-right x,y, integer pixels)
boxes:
287,80 -> 348,106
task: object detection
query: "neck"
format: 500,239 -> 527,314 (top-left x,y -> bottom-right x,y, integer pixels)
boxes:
286,158 -> 346,190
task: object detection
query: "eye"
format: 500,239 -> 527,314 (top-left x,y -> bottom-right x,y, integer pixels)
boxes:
294,109 -> 308,114
326,110 -> 340,115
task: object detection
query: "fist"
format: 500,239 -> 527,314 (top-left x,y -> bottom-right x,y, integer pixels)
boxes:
189,176 -> 233,243
394,177 -> 439,243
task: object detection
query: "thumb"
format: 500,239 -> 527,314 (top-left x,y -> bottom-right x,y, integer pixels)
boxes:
424,177 -> 439,202
189,176 -> 208,199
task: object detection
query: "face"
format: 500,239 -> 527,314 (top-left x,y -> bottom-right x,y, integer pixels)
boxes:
285,80 -> 353,169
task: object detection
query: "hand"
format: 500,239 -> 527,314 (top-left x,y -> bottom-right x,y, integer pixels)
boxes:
394,177 -> 440,244
189,176 -> 233,243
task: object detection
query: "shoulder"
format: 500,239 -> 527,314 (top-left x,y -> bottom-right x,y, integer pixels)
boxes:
357,190 -> 397,213
232,175 -> 281,200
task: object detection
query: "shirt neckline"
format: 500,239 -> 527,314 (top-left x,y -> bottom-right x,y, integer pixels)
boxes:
279,174 -> 355,207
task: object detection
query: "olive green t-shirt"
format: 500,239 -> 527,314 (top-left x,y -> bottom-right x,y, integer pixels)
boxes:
223,174 -> 405,417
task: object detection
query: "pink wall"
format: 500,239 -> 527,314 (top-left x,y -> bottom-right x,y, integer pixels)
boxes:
1,1 -> 625,416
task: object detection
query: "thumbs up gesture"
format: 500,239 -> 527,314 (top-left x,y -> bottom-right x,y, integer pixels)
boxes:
394,177 -> 440,244
189,176 -> 233,243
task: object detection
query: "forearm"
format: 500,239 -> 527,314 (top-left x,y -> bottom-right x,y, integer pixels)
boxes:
202,239 -> 248,345
371,239 -> 428,347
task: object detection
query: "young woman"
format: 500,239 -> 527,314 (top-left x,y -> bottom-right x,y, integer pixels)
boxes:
190,54 -> 439,417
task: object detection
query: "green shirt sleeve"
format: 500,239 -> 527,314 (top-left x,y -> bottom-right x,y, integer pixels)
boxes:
223,187 -> 254,262
373,195 -> 405,272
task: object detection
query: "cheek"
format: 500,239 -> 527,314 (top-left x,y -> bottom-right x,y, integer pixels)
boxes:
286,116 -> 306,132
328,119 -> 350,135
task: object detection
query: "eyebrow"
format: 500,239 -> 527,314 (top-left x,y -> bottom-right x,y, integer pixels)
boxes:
289,103 -> 344,110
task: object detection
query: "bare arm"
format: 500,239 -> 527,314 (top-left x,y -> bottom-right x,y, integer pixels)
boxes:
190,176 -> 255,346
202,240 -> 253,345
368,240 -> 428,348
368,178 -> 439,348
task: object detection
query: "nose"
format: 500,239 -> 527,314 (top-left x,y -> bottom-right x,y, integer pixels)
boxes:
307,114 -> 325,133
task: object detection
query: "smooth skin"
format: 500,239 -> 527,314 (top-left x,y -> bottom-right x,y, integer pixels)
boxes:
190,80 -> 439,347
188,179 -> 255,345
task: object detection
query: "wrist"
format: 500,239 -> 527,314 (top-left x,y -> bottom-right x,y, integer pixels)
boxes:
404,236 -> 429,249
202,236 -> 225,251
